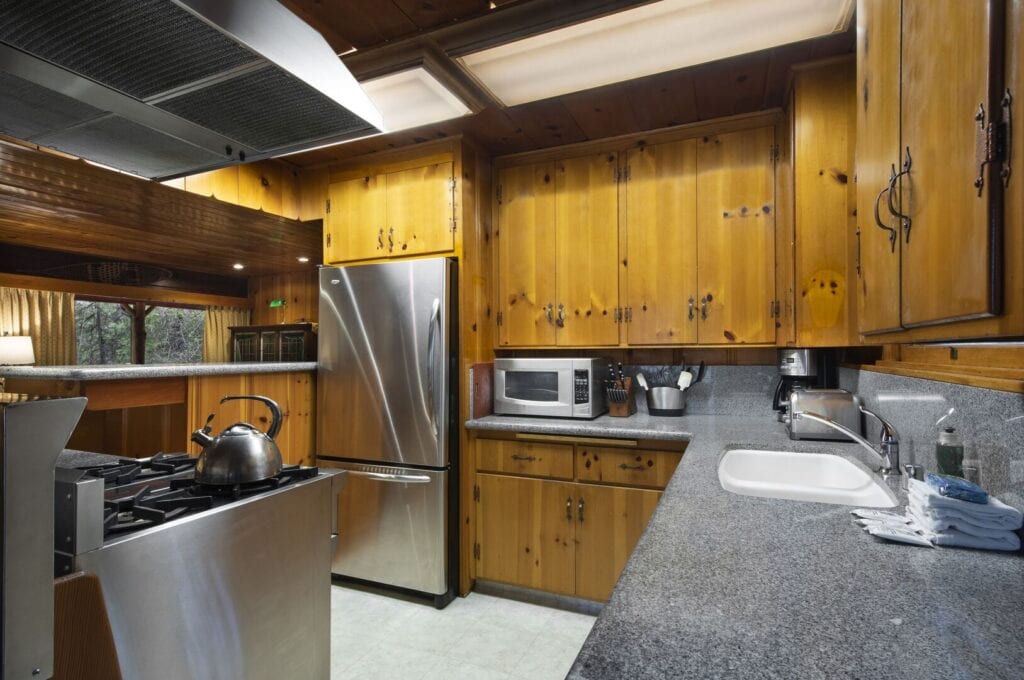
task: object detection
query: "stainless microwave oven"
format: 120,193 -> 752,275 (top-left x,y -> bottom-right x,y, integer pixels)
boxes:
493,358 -> 609,419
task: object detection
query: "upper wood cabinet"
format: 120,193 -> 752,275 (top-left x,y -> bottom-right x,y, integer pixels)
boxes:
696,127 -> 777,344
790,59 -> 858,347
324,161 -> 455,264
625,139 -> 699,344
496,163 -> 558,347
495,153 -> 620,347
856,0 -> 1012,337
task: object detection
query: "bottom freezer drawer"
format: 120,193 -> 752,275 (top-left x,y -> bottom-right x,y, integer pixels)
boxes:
323,461 -> 448,595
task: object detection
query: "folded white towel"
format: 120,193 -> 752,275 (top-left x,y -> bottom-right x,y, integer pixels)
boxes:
923,527 -> 1021,552
907,505 -> 1016,540
907,479 -> 1024,530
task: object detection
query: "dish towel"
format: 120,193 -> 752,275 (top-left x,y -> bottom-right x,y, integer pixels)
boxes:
907,478 -> 1024,531
907,505 -> 1018,540
923,527 -> 1021,552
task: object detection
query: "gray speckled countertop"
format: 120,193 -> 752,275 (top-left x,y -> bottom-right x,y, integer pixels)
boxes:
466,413 -> 1024,679
0,362 -> 317,381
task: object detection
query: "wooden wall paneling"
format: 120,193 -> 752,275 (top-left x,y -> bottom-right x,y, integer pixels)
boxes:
187,374 -> 252,455
554,152 -> 621,346
251,372 -> 315,466
457,108 -> 533,156
53,573 -> 123,680
238,162 -> 283,215
249,271 -> 319,325
625,139 -> 699,344
899,0 -> 1000,326
279,165 -> 301,221
793,59 -> 857,346
696,126 -> 777,344
386,161 -> 456,256
692,53 -> 770,121
505,100 -> 588,148
122,404 -> 188,456
559,87 -> 642,141
324,175 -> 387,263
298,167 -> 329,222
183,167 -> 239,204
495,163 -> 557,346
774,90 -> 797,346
82,377 -> 186,411
0,272 -> 248,308
624,69 -> 699,132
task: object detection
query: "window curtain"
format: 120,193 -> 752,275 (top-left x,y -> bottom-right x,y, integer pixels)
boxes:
0,287 -> 77,365
203,306 -> 250,363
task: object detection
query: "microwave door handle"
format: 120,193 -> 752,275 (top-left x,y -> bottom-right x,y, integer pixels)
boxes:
426,298 -> 441,438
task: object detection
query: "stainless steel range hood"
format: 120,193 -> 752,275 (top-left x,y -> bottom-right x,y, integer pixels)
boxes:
0,0 -> 383,180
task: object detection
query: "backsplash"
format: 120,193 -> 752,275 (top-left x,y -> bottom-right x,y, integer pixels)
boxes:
839,367 -> 1024,512
629,365 -> 777,416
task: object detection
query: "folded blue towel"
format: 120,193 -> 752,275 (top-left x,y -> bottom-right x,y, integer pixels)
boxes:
926,473 -> 989,504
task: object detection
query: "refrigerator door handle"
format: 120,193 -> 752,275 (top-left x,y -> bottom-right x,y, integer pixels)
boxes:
346,470 -> 432,484
426,297 -> 441,438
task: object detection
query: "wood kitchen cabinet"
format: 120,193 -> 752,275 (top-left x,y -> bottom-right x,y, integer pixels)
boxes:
696,126 -> 777,344
495,153 -> 619,346
855,0 -> 1011,337
625,139 -> 699,344
324,161 -> 454,264
472,433 -> 683,601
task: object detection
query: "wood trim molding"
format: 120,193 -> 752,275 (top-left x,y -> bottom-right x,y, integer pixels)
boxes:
0,272 -> 249,308
851,362 -> 1024,394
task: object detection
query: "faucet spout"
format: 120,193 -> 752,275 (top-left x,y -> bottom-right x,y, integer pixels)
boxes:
794,407 -> 901,479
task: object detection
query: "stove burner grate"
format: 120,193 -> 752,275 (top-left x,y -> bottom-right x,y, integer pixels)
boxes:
103,485 -> 213,537
79,452 -> 197,487
171,465 -> 320,499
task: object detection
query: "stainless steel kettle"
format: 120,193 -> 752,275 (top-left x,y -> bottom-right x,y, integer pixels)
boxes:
191,395 -> 284,486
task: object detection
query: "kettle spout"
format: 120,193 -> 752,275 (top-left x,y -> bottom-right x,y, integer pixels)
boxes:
191,429 -> 214,447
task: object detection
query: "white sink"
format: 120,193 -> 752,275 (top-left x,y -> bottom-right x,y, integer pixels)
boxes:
718,449 -> 898,508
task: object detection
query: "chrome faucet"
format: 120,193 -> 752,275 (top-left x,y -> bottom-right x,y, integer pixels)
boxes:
794,406 -> 901,480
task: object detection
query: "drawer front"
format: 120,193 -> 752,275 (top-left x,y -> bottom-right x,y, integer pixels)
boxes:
476,439 -> 574,480
577,447 -> 682,489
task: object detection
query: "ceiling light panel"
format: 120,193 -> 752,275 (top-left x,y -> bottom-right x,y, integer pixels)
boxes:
458,0 -> 854,106
361,67 -> 472,132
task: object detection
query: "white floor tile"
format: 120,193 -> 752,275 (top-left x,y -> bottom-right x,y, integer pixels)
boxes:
330,585 -> 594,680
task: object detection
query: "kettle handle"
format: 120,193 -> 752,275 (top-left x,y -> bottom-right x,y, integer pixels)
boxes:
220,395 -> 283,440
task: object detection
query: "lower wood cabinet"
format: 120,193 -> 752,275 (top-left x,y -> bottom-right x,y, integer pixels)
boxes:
472,434 -> 682,601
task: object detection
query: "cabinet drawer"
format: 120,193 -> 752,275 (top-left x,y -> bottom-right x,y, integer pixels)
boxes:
576,447 -> 682,489
476,439 -> 574,480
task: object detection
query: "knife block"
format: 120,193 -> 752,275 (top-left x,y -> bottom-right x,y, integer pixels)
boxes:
606,377 -> 637,417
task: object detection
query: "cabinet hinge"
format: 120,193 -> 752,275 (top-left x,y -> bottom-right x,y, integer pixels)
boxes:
496,184 -> 503,204
624,307 -> 632,323
451,214 -> 457,234
770,144 -> 780,163
473,484 -> 480,502
769,300 -> 781,318
624,165 -> 631,182
325,233 -> 331,248
449,178 -> 457,193
613,307 -> 622,323
855,226 -> 862,277
325,198 -> 331,214
496,311 -> 503,327
974,90 -> 1013,194
473,542 -> 480,560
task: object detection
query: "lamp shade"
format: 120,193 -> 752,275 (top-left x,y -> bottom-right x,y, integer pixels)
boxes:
0,336 -> 35,365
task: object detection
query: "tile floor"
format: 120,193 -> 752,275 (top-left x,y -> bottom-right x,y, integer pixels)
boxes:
330,585 -> 596,680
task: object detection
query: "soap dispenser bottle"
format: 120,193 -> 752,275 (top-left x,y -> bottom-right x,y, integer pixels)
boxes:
936,427 -> 964,477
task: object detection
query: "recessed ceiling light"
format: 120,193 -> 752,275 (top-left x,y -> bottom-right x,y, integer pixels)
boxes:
458,0 -> 855,106
232,263 -> 245,270
297,256 -> 310,263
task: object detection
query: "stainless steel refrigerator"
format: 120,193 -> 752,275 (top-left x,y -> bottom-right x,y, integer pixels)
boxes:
317,257 -> 457,607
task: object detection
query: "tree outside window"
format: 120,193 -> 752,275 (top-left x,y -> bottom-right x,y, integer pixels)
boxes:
75,299 -> 204,364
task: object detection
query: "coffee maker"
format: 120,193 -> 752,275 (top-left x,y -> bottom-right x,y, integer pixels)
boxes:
772,349 -> 822,420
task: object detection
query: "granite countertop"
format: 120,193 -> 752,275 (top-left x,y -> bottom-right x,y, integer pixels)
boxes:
0,362 -> 318,381
466,413 -> 1024,679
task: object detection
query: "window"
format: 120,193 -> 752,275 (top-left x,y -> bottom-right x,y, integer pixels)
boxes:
75,299 -> 204,365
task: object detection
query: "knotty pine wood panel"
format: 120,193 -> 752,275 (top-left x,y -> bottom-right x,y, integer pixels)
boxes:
899,0 -> 1001,326
505,100 -> 588,148
855,0 -> 903,335
0,141 -> 321,278
386,161 -> 455,256
696,126 -> 776,344
324,175 -> 387,263
54,573 -> 123,680
187,374 -> 251,455
496,163 -> 558,346
692,53 -> 770,121
775,92 -> 797,346
249,271 -> 319,325
793,59 -> 857,347
559,87 -> 643,141
554,152 -> 621,346
251,372 -> 315,466
625,138 -> 698,344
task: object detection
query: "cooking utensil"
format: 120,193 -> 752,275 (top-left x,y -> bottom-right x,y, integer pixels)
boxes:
635,372 -> 650,391
192,395 -> 284,486
676,371 -> 692,389
646,386 -> 687,417
690,361 -> 707,384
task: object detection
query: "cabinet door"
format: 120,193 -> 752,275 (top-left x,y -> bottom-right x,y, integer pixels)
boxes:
554,152 -> 620,346
387,161 -> 455,257
496,164 -> 558,346
900,0 -> 1003,326
625,140 -> 698,344
855,0 -> 903,334
696,127 -> 777,344
476,475 -> 576,596
325,176 -> 386,264
575,485 -> 660,602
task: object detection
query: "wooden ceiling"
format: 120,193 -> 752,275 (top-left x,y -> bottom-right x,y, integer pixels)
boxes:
281,1 -> 855,166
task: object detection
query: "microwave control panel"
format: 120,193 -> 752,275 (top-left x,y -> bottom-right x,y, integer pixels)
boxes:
574,370 -> 589,404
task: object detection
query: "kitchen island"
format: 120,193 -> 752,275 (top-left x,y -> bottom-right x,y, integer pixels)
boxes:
466,412 -> 1024,679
